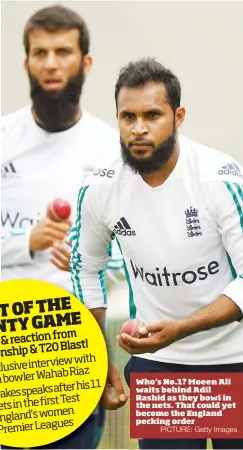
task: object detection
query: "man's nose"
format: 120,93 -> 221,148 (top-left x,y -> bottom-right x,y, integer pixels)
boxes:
43,51 -> 59,71
132,118 -> 148,136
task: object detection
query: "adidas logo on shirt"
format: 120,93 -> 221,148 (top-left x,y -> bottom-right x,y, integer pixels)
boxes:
113,217 -> 136,236
1,161 -> 17,179
218,163 -> 243,180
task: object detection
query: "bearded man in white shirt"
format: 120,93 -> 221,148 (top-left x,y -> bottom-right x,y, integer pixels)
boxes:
1,4 -> 123,449
70,58 -> 243,450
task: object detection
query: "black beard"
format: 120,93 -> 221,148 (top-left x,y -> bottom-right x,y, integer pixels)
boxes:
120,129 -> 176,175
29,64 -> 85,132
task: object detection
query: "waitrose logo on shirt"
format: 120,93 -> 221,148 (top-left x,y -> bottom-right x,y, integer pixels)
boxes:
130,260 -> 220,287
1,211 -> 40,229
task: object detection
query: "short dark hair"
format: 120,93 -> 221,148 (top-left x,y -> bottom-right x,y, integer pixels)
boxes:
23,4 -> 90,56
115,58 -> 181,113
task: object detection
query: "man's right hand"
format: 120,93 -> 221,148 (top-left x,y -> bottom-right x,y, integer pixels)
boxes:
29,217 -> 72,252
100,362 -> 128,410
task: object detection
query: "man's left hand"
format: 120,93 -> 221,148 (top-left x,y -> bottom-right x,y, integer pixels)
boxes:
117,320 -> 185,354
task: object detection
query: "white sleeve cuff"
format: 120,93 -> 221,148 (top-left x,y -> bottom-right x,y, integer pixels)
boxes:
222,277 -> 243,313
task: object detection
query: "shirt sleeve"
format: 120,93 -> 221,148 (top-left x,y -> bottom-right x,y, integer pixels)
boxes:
212,180 -> 243,312
69,185 -> 114,308
105,238 -> 125,283
1,115 -> 35,267
1,227 -> 34,267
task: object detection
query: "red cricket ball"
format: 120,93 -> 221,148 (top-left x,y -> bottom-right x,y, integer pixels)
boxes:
120,318 -> 148,339
47,198 -> 71,222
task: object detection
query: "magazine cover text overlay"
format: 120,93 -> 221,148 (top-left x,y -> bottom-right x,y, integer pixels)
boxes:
0,279 -> 108,448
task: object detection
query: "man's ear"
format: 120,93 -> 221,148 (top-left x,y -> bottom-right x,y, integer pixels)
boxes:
175,107 -> 186,129
83,54 -> 93,76
24,58 -> 29,75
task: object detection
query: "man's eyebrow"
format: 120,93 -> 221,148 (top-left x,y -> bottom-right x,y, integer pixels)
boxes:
144,107 -> 163,113
31,45 -> 74,51
119,110 -> 135,115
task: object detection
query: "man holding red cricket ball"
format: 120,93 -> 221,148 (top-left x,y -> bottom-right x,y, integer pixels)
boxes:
70,58 -> 243,450
1,5 -> 123,295
1,5 -> 123,450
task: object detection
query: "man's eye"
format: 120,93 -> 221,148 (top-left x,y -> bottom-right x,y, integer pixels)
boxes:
58,48 -> 70,55
33,50 -> 45,56
148,112 -> 159,118
124,114 -> 134,120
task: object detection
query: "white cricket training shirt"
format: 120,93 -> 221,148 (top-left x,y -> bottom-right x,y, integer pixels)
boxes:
1,106 -> 123,290
70,136 -> 243,365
